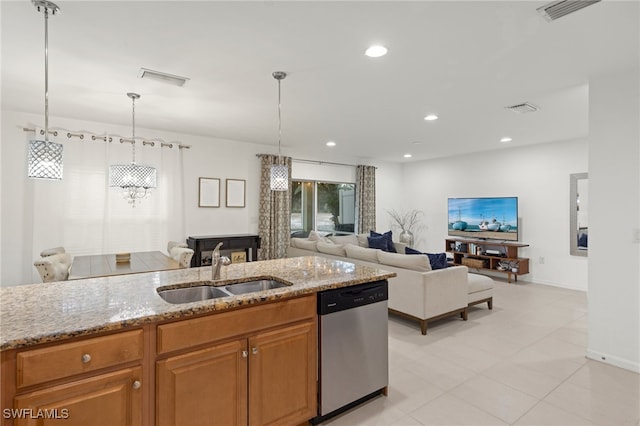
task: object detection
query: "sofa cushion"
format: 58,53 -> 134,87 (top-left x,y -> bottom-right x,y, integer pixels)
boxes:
377,250 -> 432,272
468,273 -> 494,294
329,234 -> 359,246
344,244 -> 380,263
406,247 -> 448,270
370,230 -> 396,253
317,241 -> 347,257
293,239 -> 318,251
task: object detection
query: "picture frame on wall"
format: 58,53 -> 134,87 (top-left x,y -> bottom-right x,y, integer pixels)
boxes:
198,177 -> 220,208
226,179 -> 246,208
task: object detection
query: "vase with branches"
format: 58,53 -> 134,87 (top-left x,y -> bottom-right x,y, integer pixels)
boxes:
387,209 -> 423,247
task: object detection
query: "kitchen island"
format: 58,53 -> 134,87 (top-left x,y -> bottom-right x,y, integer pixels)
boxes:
1,256 -> 395,426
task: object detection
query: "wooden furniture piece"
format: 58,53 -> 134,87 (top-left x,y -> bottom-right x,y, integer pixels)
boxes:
187,234 -> 261,267
445,237 -> 529,283
69,251 -> 181,280
1,295 -> 316,426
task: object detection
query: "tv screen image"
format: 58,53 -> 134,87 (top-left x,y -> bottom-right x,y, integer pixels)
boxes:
448,197 -> 518,241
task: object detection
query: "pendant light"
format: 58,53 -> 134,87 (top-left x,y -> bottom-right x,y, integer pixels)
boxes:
270,71 -> 288,191
28,0 -> 63,180
108,93 -> 157,206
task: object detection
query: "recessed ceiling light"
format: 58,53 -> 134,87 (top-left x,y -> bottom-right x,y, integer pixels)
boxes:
365,45 -> 387,58
138,68 -> 190,87
326,141 -> 336,147
500,137 -> 513,143
424,114 -> 439,121
403,154 -> 412,158
412,141 -> 422,145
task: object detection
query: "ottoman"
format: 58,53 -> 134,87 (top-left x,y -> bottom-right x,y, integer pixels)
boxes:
467,273 -> 494,310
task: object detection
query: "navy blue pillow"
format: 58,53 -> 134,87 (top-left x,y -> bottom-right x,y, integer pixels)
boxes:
367,235 -> 389,251
370,230 -> 396,253
406,247 -> 448,270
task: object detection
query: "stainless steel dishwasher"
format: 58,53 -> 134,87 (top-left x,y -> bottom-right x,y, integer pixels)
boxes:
312,280 -> 389,424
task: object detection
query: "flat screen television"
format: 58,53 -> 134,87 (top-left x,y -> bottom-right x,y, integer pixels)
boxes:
448,197 -> 518,241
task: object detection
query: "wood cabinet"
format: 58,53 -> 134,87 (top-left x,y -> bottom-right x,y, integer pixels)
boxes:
2,295 -> 317,426
2,330 -> 145,426
156,295 -> 317,426
445,237 -> 530,283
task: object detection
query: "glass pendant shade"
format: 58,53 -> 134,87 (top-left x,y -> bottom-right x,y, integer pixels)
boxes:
109,163 -> 157,204
28,139 -> 63,180
270,163 -> 288,191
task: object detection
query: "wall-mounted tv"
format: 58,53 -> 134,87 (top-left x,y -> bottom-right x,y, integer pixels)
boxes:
448,197 -> 519,241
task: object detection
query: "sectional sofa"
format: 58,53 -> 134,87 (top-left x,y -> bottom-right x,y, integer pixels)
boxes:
286,232 -> 494,334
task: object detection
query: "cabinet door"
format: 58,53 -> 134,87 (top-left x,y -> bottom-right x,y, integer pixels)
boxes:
248,321 -> 316,426
14,367 -> 142,426
156,339 -> 247,426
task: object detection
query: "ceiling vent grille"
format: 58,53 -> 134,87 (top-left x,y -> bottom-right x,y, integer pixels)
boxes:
505,102 -> 539,114
138,68 -> 190,86
537,0 -> 601,22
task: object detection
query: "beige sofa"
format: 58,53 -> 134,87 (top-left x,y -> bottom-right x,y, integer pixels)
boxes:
287,233 -> 492,334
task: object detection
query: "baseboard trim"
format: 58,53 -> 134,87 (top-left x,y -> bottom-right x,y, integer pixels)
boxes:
586,349 -> 640,373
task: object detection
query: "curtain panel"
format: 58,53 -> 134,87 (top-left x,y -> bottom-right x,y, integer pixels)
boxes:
258,154 -> 292,260
355,165 -> 376,233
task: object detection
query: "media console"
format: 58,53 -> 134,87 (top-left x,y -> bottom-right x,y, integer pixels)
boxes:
445,237 -> 529,283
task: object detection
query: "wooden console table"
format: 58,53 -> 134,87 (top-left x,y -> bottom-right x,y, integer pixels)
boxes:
187,234 -> 261,267
445,237 -> 529,283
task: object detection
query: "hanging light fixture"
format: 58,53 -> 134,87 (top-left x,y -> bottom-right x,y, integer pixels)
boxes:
28,0 -> 63,180
108,93 -> 157,206
270,71 -> 289,191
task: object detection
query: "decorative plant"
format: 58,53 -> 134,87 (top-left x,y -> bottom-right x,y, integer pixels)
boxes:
387,209 -> 423,234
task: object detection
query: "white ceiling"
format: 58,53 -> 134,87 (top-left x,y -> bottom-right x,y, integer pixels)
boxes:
2,1 -> 638,163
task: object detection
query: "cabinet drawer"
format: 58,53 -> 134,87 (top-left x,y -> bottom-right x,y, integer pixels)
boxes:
17,329 -> 143,388
157,295 -> 316,355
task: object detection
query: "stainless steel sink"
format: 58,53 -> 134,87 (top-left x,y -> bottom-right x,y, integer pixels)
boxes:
224,279 -> 289,295
157,285 -> 230,304
157,279 -> 290,304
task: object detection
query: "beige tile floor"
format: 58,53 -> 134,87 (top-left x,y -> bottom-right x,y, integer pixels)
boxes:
321,279 -> 640,426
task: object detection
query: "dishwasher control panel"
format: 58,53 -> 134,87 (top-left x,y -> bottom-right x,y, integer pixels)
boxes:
318,280 -> 388,315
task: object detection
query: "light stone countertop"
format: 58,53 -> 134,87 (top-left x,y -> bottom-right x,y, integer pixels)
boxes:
0,256 -> 395,350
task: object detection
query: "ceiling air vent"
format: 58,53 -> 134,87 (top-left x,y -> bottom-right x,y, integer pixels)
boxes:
505,102 -> 539,114
537,0 -> 601,22
138,68 -> 190,87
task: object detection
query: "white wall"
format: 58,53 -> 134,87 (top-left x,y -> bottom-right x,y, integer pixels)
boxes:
587,69 -> 640,373
402,138 -> 589,290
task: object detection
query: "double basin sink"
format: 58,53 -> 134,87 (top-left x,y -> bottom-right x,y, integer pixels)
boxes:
158,279 -> 290,304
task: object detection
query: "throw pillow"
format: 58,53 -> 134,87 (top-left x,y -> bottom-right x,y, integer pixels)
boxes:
369,230 -> 396,253
294,239 -> 318,251
308,230 -> 322,241
406,247 -> 448,270
367,235 -> 390,251
356,233 -> 370,248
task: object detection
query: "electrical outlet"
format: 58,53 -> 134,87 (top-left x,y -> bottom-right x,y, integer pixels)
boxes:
538,256 -> 545,264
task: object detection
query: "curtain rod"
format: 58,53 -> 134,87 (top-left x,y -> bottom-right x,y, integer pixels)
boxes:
22,127 -> 191,149
256,154 -> 376,169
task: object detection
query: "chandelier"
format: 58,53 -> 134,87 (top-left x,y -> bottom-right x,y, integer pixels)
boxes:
28,0 -> 63,180
108,93 -> 157,206
270,71 -> 288,191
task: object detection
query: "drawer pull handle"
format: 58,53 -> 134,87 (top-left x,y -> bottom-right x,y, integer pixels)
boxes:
242,350 -> 248,358
132,380 -> 141,390
81,354 -> 91,364
251,347 -> 258,355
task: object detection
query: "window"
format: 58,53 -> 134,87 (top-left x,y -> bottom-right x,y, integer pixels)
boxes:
291,180 -> 355,236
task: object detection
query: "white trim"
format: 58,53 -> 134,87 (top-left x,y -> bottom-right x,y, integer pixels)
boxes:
586,350 -> 640,373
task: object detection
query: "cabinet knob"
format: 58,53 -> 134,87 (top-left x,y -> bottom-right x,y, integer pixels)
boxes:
81,353 -> 91,364
132,380 -> 141,390
242,350 -> 248,358
251,347 -> 258,355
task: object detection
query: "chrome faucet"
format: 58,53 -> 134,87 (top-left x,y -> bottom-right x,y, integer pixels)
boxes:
211,242 -> 231,280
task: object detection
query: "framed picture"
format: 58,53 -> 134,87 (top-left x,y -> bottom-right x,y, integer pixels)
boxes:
198,177 -> 220,208
226,179 -> 246,208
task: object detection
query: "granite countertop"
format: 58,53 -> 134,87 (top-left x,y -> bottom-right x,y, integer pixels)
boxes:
0,256 -> 395,351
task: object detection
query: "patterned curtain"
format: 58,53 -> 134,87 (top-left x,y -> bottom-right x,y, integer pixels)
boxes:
258,154 -> 292,260
355,165 -> 376,233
